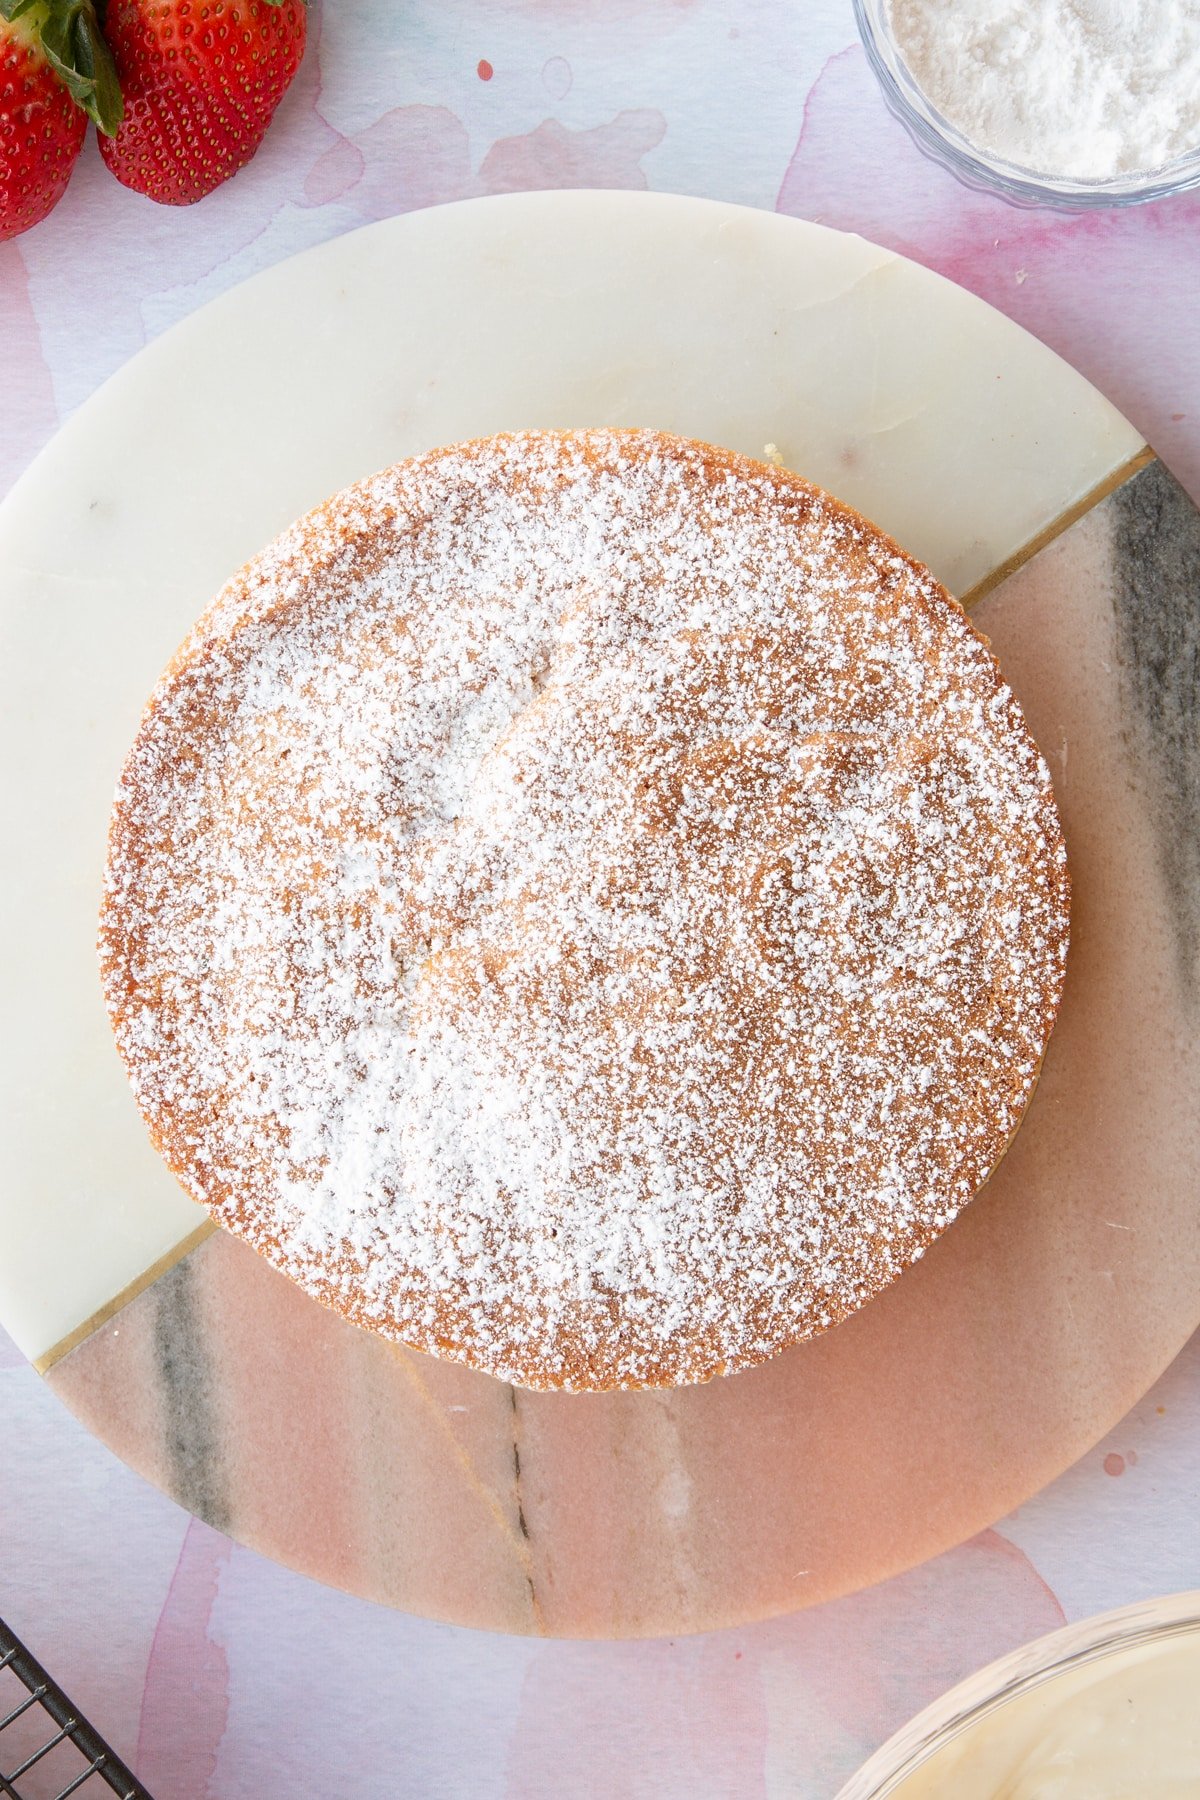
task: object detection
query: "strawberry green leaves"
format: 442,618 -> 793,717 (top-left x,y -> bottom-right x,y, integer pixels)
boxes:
0,0 -> 122,134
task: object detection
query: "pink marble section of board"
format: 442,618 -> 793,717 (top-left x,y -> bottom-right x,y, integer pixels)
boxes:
5,1311 -> 1197,1798
47,454 -> 1200,1637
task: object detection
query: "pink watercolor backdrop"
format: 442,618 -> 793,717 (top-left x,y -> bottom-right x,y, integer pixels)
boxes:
2,2 -> 1198,1794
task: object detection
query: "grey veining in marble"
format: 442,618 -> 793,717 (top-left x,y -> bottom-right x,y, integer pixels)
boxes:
1112,460 -> 1200,998
151,1259 -> 231,1535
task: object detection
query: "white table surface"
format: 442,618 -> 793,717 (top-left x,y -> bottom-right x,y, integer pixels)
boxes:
1,2 -> 1198,1794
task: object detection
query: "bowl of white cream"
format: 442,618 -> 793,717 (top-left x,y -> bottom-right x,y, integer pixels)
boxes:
854,0 -> 1200,206
837,1591 -> 1200,1798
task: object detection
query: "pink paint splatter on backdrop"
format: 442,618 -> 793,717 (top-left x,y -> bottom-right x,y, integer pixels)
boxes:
503,1527 -> 1063,1798
297,0 -> 371,209
306,105 -> 472,219
0,244 -> 60,503
304,104 -> 667,224
1104,1452 -> 1127,1476
136,1521 -> 232,1800
505,1629 -> 770,1799
765,1528 -> 1066,1780
480,109 -> 666,194
303,134 -> 365,207
518,0 -> 696,20
777,45 -> 1200,500
542,56 -> 573,101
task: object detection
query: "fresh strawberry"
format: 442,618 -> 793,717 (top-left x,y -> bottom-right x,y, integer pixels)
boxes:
1,0 -> 121,241
99,0 -> 307,205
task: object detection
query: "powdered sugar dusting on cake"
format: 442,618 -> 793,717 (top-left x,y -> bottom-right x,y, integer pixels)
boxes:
99,431 -> 1070,1390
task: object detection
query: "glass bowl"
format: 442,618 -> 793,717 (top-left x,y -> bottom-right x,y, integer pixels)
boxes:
836,1590 -> 1200,1797
853,0 -> 1200,208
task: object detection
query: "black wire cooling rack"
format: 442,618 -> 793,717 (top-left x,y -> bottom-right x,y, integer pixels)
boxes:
0,1617 -> 152,1799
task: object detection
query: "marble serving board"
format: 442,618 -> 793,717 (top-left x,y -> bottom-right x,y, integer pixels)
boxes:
1,192 -> 1196,1639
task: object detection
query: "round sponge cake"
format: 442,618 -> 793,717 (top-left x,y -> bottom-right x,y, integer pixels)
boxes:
99,430 -> 1070,1390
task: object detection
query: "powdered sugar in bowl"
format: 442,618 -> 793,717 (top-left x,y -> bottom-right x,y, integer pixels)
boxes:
853,0 -> 1200,207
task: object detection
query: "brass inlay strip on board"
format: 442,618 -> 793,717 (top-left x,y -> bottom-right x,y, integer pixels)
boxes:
959,444 -> 1156,610
33,1217 -> 219,1375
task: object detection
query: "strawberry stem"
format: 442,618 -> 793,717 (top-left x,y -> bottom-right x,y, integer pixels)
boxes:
6,0 -> 123,135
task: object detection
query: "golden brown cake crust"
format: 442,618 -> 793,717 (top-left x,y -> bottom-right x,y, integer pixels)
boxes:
99,430 -> 1070,1390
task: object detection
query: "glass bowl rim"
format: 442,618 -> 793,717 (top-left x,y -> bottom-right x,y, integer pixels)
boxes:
852,0 -> 1200,209
836,1588 -> 1200,1797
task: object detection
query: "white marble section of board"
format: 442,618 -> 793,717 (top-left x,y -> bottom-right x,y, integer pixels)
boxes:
0,192 -> 1145,1363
